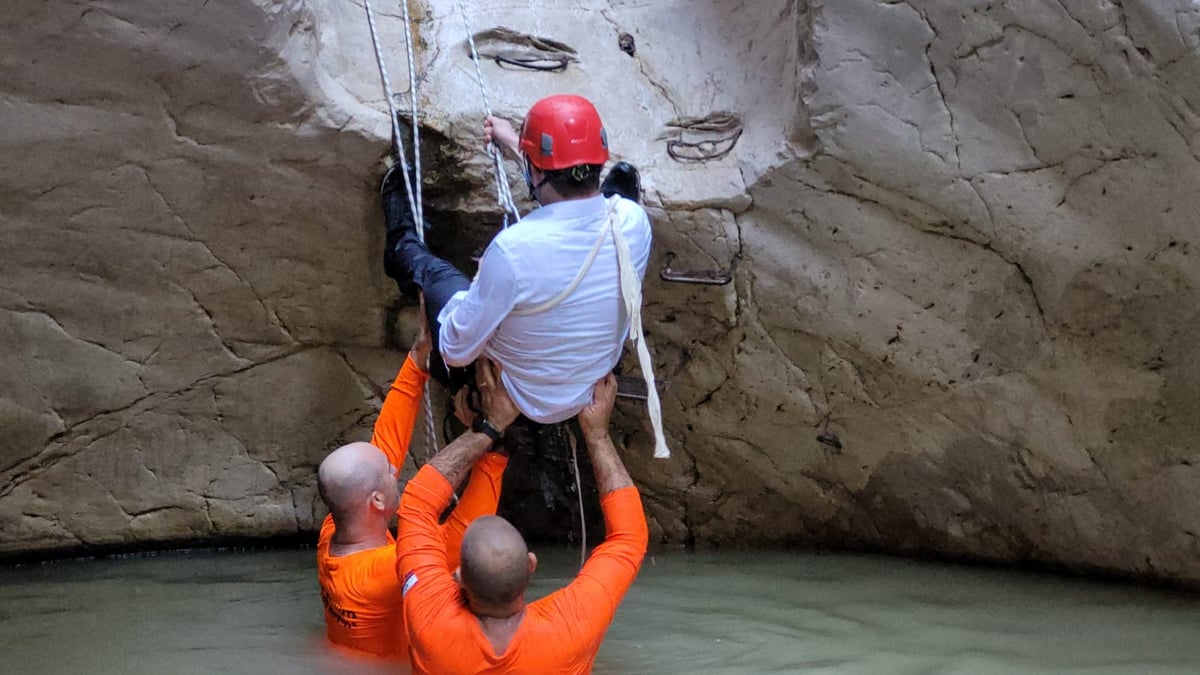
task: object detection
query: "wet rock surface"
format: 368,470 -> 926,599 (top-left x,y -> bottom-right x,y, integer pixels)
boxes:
2,0 -> 1199,583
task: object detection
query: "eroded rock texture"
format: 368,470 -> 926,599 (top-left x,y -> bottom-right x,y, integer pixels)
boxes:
3,0 -> 1199,583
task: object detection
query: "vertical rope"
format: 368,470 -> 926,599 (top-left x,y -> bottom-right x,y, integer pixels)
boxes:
397,0 -> 424,229
363,0 -> 402,163
422,385 -> 438,463
394,0 -> 440,456
456,0 -> 522,224
568,427 -> 586,571
365,0 -> 439,456
363,0 -> 423,241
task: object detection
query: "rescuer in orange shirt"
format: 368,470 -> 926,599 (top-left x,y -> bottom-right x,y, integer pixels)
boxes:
315,316 -> 514,659
397,369 -> 648,674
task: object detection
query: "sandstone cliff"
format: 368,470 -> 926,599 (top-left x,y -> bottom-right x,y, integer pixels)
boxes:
2,0 -> 1198,584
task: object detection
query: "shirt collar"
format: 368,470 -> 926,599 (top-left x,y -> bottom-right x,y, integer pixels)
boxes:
526,194 -> 607,222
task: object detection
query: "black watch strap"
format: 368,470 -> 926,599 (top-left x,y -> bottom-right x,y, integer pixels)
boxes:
471,414 -> 503,442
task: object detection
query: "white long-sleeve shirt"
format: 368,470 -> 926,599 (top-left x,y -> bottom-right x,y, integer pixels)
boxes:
437,194 -> 652,423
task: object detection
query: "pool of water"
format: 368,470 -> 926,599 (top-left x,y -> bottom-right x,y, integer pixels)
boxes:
1,548 -> 1198,674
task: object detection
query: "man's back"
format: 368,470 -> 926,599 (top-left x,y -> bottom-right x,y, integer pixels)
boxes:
400,467 -> 649,674
439,195 -> 652,423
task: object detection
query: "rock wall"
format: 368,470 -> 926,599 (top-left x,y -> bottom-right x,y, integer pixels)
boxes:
3,0 -> 1199,583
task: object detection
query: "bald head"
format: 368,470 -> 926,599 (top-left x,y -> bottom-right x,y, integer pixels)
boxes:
317,442 -> 394,524
459,516 -> 532,608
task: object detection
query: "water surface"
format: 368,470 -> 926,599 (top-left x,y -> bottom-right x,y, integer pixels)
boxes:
1,548 -> 1198,674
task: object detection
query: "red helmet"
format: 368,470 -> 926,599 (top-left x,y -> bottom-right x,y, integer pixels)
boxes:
519,95 -> 609,170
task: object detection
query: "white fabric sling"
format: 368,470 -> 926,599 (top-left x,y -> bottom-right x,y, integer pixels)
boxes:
510,197 -> 670,458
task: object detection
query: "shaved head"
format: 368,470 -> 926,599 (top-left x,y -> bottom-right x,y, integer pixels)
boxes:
460,516 -> 531,607
317,442 -> 394,523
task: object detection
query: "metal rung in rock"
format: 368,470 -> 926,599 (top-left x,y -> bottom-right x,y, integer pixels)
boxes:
660,252 -> 733,285
615,375 -> 668,401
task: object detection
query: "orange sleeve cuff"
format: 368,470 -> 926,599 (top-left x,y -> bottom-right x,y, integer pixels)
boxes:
390,354 -> 431,401
600,487 -> 646,528
402,465 -> 456,523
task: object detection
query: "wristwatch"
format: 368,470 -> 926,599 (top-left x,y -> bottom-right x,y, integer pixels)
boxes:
471,414 -> 503,442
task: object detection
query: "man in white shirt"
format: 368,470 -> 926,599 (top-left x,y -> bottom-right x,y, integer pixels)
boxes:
382,94 -> 650,427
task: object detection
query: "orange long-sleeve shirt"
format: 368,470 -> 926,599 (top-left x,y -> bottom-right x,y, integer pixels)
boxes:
398,464 -> 649,674
316,355 -> 507,658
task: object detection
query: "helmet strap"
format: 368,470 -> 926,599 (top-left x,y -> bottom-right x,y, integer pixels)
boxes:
523,156 -> 550,205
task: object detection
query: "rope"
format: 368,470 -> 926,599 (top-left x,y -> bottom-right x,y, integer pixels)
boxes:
394,0 -> 437,455
509,217 -> 608,317
398,0 -> 423,228
422,379 -> 438,463
568,428 -> 586,571
609,197 -> 671,458
364,0 -> 438,456
456,0 -> 522,224
362,0 -> 423,242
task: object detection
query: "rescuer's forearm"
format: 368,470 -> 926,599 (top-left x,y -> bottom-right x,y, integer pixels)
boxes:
427,431 -> 495,490
585,431 -> 634,495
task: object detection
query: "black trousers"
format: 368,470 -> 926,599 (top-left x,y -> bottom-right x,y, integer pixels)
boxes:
382,193 -> 471,389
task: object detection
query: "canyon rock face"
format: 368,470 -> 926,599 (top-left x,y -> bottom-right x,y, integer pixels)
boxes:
3,0 -> 1199,583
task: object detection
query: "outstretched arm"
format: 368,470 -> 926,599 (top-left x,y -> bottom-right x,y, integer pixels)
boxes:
369,307 -> 433,469
438,245 -> 520,368
539,375 -> 648,646
441,451 -> 507,571
578,374 -> 634,494
397,360 -> 521,621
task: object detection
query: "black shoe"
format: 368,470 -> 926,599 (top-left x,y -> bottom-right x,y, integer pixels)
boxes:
601,161 -> 641,204
381,157 -> 433,288
380,159 -> 420,239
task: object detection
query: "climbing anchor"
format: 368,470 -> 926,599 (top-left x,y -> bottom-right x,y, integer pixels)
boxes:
660,252 -> 733,286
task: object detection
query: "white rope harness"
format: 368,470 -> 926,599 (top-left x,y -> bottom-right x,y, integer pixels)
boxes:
512,197 -> 671,459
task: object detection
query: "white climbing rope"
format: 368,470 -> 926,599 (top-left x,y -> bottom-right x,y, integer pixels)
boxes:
568,428 -> 586,571
363,0 -> 438,456
397,0 -> 424,229
362,0 -> 423,242
394,0 -> 438,457
456,0 -> 522,225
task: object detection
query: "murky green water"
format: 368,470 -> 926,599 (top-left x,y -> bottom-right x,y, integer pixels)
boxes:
1,548 -> 1198,674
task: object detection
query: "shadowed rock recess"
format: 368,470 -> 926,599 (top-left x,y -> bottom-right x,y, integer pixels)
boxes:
2,0 -> 1198,583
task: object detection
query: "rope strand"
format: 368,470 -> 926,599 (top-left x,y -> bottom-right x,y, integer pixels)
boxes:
365,0 -> 438,457
422,384 -> 438,463
398,0 -> 424,229
456,0 -> 522,224
363,0 -> 423,242
569,428 -> 586,572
